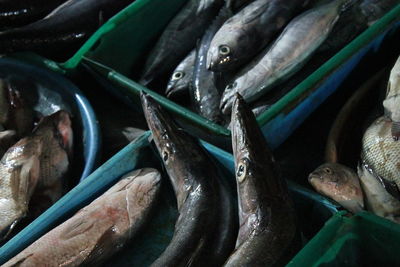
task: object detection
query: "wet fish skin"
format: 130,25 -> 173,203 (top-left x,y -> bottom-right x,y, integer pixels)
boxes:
220,0 -> 345,114
139,0 -> 225,86
0,0 -> 134,60
358,163 -> 400,223
4,168 -> 161,266
207,0 -> 305,72
226,0 -> 255,12
166,49 -> 196,99
225,94 -> 297,266
0,0 -> 68,30
309,163 -> 364,213
192,7 -> 231,124
141,93 -> 236,267
0,130 -> 17,158
383,55 -> 400,139
0,110 -> 73,241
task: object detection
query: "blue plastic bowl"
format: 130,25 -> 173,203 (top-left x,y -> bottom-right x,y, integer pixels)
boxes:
0,58 -> 100,181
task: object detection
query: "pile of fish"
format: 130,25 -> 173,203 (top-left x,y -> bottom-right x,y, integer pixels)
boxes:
0,78 -> 73,242
3,92 -> 298,266
309,54 -> 400,223
140,0 -> 398,126
0,0 -> 135,60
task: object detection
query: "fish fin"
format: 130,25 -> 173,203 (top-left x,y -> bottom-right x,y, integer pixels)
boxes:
10,156 -> 39,204
80,227 -> 118,265
59,217 -> 95,240
241,2 -> 270,24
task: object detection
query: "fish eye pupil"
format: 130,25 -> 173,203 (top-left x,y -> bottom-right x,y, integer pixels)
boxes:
163,151 -> 169,161
219,45 -> 230,55
173,72 -> 184,80
324,168 -> 332,174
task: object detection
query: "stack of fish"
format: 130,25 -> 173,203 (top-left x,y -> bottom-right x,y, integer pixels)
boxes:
140,0 -> 398,126
309,55 -> 400,224
0,0 -> 135,60
3,92 -> 298,266
0,78 -> 73,242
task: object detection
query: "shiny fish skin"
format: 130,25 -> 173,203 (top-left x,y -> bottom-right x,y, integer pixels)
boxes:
192,7 -> 231,124
141,93 -> 236,267
0,111 -> 72,241
361,116 -> 400,190
220,0 -> 345,114
0,0 -> 134,60
0,130 -> 16,158
139,0 -> 224,86
4,168 -> 161,267
309,163 -> 364,213
357,164 -> 400,223
383,55 -> 400,138
226,94 -> 297,266
207,0 -> 305,72
166,49 -> 196,99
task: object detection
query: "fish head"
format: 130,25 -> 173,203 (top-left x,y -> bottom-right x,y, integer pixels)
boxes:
309,163 -> 364,213
165,70 -> 189,98
207,36 -> 238,72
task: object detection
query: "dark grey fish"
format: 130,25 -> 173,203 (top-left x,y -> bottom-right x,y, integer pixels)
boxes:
225,94 -> 297,266
207,0 -> 306,72
191,7 -> 232,124
220,0 -> 348,114
139,0 -> 225,86
166,49 -> 196,99
226,0 -> 255,12
0,0 -> 134,61
140,93 -> 236,267
0,0 -> 68,30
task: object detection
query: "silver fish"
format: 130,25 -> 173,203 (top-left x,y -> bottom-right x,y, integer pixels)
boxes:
220,0 -> 346,114
309,163 -> 364,213
225,94 -> 297,266
383,55 -> 400,139
0,110 -> 73,241
3,168 -> 161,266
141,93 -> 236,267
207,0 -> 305,72
139,0 -> 224,86
166,49 -> 196,99
358,163 -> 400,223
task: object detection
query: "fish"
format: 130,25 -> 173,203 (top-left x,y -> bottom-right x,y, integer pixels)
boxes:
383,55 -> 400,139
0,110 -> 73,241
0,0 -> 68,30
0,0 -> 134,61
140,93 -> 237,267
165,49 -> 196,99
0,130 -> 17,158
225,94 -> 297,266
207,0 -> 305,72
361,116 -> 400,192
357,163 -> 400,223
220,0 -> 348,114
360,0 -> 400,25
139,0 -> 225,86
226,0 -> 255,12
191,7 -> 231,124
309,163 -> 364,213
3,168 -> 161,266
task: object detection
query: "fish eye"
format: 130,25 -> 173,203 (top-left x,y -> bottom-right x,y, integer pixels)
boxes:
324,168 -> 332,174
237,158 -> 249,183
219,45 -> 231,56
172,71 -> 184,80
162,149 -> 169,162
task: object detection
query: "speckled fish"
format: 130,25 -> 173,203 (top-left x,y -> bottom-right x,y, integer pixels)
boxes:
225,94 -> 297,266
0,0 -> 134,60
361,116 -> 400,192
358,163 -> 400,223
226,0 -> 255,12
139,0 -> 225,86
383,55 -> 400,139
309,163 -> 364,213
141,93 -> 236,267
192,7 -> 231,124
0,0 -> 68,30
0,110 -> 72,241
165,49 -> 196,99
3,168 -> 161,266
220,0 -> 347,114
0,130 -> 16,158
207,0 -> 305,72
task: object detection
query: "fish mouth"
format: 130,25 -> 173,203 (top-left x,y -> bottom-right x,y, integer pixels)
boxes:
0,218 -> 19,242
220,90 -> 236,115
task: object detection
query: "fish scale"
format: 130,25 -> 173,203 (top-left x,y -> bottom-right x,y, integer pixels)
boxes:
361,116 -> 400,190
